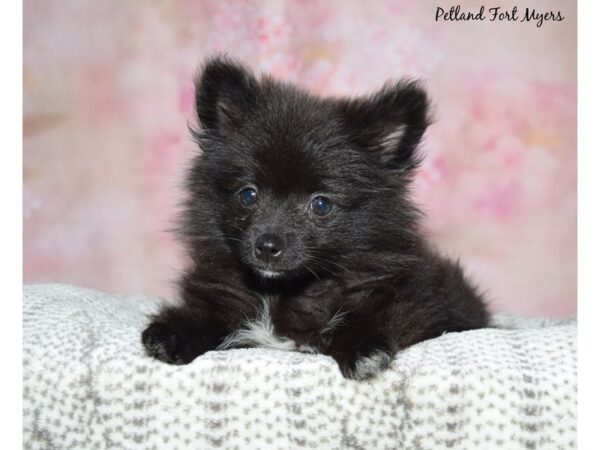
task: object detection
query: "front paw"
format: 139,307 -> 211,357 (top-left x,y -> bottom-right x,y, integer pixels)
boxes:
142,322 -> 193,365
335,348 -> 393,380
328,328 -> 394,380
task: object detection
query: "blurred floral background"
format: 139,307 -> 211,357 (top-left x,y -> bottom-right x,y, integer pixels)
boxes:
23,0 -> 576,317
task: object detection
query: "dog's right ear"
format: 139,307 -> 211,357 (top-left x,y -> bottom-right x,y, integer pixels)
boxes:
339,80 -> 431,173
194,56 -> 258,132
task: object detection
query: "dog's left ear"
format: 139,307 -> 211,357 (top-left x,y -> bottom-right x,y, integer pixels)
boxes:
340,80 -> 431,172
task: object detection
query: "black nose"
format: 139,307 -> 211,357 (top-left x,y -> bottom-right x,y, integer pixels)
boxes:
254,233 -> 284,263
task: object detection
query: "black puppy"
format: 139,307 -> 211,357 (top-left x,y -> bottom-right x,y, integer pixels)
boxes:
142,56 -> 489,380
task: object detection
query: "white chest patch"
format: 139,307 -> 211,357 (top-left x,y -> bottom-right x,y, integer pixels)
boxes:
217,298 -> 345,354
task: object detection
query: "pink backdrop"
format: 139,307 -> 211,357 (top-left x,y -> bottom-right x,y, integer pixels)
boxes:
23,0 -> 577,317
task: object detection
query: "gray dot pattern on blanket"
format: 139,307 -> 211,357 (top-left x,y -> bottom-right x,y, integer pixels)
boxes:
23,284 -> 577,449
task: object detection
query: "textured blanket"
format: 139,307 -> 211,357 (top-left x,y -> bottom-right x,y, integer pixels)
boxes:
23,284 -> 577,449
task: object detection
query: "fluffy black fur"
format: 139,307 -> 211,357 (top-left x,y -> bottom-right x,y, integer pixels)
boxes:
142,56 -> 489,380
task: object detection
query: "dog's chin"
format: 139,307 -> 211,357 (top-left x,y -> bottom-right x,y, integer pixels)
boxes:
250,264 -> 302,280
256,268 -> 287,279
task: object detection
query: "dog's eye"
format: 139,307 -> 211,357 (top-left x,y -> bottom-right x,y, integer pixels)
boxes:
310,196 -> 333,216
239,187 -> 258,206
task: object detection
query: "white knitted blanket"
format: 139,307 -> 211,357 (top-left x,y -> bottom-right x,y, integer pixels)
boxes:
23,284 -> 577,449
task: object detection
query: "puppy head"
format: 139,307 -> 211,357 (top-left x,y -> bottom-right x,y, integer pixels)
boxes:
184,56 -> 430,280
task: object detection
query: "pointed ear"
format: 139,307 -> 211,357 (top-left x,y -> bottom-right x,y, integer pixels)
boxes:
340,80 -> 431,172
194,56 -> 259,132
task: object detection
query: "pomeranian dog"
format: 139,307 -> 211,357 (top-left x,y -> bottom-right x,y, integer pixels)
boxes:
142,56 -> 489,380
